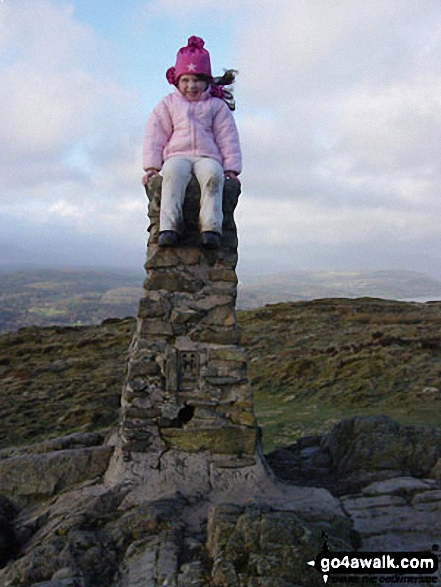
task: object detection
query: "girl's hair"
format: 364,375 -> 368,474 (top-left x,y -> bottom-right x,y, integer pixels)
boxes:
213,69 -> 238,111
196,69 -> 238,111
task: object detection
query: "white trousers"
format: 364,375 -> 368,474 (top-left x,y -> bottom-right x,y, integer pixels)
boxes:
160,157 -> 224,234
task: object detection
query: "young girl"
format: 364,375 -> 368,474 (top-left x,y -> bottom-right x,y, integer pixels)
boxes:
142,36 -> 242,249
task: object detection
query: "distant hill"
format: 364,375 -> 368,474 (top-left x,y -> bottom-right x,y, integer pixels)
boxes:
2,267 -> 441,333
238,269 -> 441,309
0,268 -> 143,333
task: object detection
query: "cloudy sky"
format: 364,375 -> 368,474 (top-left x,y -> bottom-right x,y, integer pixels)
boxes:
1,0 -> 441,281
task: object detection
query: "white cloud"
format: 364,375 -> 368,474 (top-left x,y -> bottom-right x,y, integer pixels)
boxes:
0,0 -> 142,205
0,2 -> 97,156
46,196 -> 146,233
1,67 -> 97,157
236,195 -> 441,248
231,0 -> 441,270
334,81 -> 441,174
2,0 -> 441,275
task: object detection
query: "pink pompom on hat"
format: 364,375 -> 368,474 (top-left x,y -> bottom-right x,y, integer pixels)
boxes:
166,36 -> 212,85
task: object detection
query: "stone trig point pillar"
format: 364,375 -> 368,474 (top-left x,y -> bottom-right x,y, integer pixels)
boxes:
106,176 -> 268,498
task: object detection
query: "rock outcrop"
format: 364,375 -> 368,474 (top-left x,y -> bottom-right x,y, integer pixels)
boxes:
267,415 -> 441,495
1,415 -> 440,585
268,415 -> 441,561
0,432 -> 113,508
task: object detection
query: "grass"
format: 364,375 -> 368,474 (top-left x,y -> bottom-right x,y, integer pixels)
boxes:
253,390 -> 441,452
0,319 -> 134,448
241,299 -> 441,450
1,298 -> 441,452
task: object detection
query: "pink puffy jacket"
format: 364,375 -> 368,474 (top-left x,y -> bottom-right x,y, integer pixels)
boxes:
142,88 -> 242,174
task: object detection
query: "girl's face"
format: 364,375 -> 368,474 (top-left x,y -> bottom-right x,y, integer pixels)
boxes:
178,75 -> 208,101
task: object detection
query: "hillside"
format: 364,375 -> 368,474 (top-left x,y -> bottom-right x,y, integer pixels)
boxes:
2,268 -> 441,333
1,298 -> 440,452
0,268 -> 143,333
237,269 -> 441,309
240,298 -> 441,448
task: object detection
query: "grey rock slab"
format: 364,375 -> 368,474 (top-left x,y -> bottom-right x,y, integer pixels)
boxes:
430,457 -> 441,482
362,476 -> 435,496
0,432 -> 105,460
300,447 -> 321,460
412,489 -> 441,504
361,532 -> 441,552
322,415 -> 441,481
118,539 -> 159,587
347,501 -> 441,539
341,494 -> 407,512
28,582 -> 82,587
177,561 -> 206,587
207,503 -> 353,586
52,568 -> 82,581
0,447 -> 114,505
118,534 -> 179,587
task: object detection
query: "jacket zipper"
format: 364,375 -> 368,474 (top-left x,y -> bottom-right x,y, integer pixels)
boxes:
189,102 -> 195,155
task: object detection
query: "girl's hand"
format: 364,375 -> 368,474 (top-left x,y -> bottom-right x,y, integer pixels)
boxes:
142,169 -> 160,186
224,171 -> 240,185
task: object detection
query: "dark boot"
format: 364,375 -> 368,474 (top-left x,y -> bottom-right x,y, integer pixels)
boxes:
201,231 -> 221,250
158,230 -> 179,247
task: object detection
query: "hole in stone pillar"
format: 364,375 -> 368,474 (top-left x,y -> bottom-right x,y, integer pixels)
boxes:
177,404 -> 194,426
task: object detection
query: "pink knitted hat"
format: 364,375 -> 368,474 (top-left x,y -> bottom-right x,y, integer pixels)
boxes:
166,36 -> 212,85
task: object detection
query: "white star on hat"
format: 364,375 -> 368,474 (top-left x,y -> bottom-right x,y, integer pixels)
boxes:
187,63 -> 196,72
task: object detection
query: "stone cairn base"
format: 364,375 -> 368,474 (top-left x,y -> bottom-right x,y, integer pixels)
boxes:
106,176 -> 270,499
